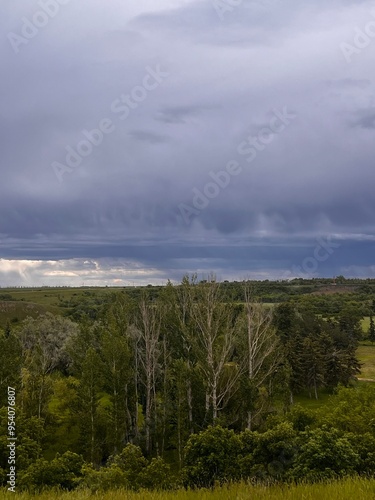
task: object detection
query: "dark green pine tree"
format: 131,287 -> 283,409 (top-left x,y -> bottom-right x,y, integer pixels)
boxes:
368,315 -> 375,344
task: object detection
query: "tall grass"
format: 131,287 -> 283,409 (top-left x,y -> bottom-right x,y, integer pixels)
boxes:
1,478 -> 375,500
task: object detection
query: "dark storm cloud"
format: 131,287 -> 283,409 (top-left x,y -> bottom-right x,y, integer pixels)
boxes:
1,0 -> 375,285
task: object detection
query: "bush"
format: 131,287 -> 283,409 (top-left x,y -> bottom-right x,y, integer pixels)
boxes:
108,443 -> 147,490
139,457 -> 172,490
81,445 -> 173,492
290,426 -> 360,481
240,422 -> 298,481
80,464 -> 127,492
20,452 -> 84,491
182,425 -> 241,488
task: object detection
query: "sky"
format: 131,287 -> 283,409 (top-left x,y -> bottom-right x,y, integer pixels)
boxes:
1,0 -> 375,286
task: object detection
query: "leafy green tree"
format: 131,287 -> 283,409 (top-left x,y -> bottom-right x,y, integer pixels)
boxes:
182,425 -> 241,488
0,329 -> 21,407
241,422 -> 298,481
17,314 -> 79,419
19,451 -> 84,491
139,456 -> 172,490
99,319 -> 132,455
0,409 -> 45,474
345,432 -> 375,474
316,384 -> 375,436
108,443 -> 147,490
75,347 -> 105,465
290,426 -> 359,481
337,304 -> 363,343
300,336 -> 325,399
80,463 -> 127,492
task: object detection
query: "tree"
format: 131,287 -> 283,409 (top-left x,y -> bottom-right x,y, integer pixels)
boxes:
173,275 -> 198,436
0,329 -> 21,407
136,292 -> 164,454
337,304 -> 363,343
290,426 -> 359,481
240,285 -> 280,429
99,317 -> 132,455
273,303 -> 304,404
368,315 -> 375,344
187,277 -> 242,422
182,426 -> 241,488
17,314 -> 79,419
108,443 -> 147,489
19,451 -> 84,491
300,336 -> 325,400
241,422 -> 298,481
75,347 -> 105,465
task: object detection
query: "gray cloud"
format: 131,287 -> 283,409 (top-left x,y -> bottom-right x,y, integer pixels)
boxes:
1,0 -> 375,285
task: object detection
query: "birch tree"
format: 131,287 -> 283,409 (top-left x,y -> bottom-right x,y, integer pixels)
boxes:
136,292 -> 164,454
188,276 -> 241,422
241,285 -> 280,429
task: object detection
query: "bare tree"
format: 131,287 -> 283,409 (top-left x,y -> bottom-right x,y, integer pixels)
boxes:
175,274 -> 196,434
188,276 -> 242,422
136,292 -> 164,454
242,284 -> 280,429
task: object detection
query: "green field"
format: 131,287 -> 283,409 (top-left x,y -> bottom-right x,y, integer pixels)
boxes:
0,287 -> 113,307
0,300 -> 60,326
357,342 -> 375,380
361,316 -> 371,333
0,287 -> 116,328
1,478 -> 375,499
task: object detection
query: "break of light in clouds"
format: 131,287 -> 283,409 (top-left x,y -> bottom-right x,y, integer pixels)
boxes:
1,0 -> 375,286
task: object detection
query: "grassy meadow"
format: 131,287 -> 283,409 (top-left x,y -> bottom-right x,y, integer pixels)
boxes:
1,478 -> 375,499
0,287 -> 114,327
357,342 -> 375,380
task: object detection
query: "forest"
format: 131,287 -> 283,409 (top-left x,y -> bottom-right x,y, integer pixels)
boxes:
1,275 -> 375,494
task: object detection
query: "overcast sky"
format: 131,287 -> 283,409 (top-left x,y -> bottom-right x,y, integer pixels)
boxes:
1,0 -> 375,286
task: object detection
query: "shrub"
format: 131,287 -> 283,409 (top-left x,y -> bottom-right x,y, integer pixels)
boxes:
19,451 -> 84,491
290,426 -> 360,481
182,425 -> 241,488
139,457 -> 172,490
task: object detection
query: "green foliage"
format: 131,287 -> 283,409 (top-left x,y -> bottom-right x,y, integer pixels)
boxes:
0,410 -> 45,474
80,445 -> 172,492
290,426 -> 359,481
109,444 -> 148,483
285,404 -> 316,431
0,281 -> 374,493
79,463 -> 128,492
316,384 -> 375,435
139,457 -> 173,490
242,422 -> 298,481
182,426 -> 241,488
19,451 -> 84,491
